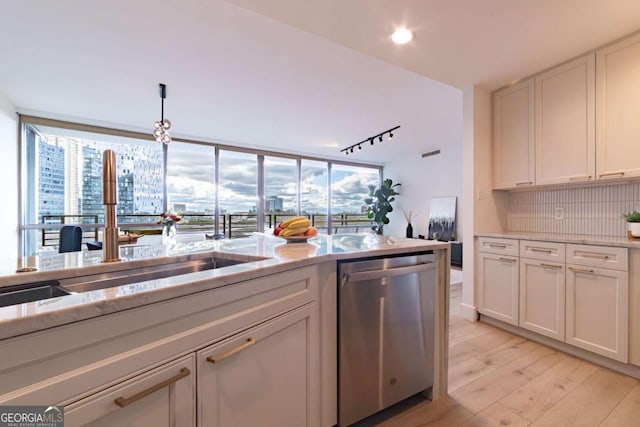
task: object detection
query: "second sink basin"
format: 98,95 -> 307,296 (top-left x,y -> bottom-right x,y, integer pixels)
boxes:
58,256 -> 247,294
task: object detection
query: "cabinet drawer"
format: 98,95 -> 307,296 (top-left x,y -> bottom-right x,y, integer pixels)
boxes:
478,237 -> 519,256
519,240 -> 565,262
566,244 -> 628,271
65,354 -> 196,426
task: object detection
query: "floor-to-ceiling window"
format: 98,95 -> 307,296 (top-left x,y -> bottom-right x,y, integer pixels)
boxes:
20,117 -> 382,255
300,159 -> 329,232
218,150 -> 258,238
167,141 -> 216,233
263,156 -> 298,230
331,164 -> 380,233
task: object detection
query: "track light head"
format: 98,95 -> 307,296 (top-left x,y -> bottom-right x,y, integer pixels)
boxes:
358,144 -> 362,151
370,138 -> 374,145
378,135 -> 383,142
388,132 -> 394,140
350,147 -> 354,153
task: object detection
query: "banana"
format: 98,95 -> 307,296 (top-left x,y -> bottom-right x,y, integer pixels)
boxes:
285,218 -> 310,229
280,216 -> 307,228
280,225 -> 310,237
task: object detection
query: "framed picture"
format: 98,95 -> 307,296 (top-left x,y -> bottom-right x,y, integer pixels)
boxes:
428,197 -> 457,241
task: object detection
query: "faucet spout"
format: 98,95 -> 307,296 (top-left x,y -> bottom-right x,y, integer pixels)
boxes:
102,149 -> 121,262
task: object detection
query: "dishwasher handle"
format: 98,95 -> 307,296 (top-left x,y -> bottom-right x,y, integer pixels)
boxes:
345,262 -> 434,282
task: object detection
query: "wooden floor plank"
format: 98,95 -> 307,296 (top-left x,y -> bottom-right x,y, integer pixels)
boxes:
451,345 -> 563,414
499,355 -> 598,422
448,328 -> 516,367
448,338 -> 538,392
378,395 -> 473,427
459,402 -> 531,427
599,382 -> 640,427
529,368 -> 637,427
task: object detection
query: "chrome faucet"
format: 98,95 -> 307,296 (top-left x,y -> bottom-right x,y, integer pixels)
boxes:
102,149 -> 121,262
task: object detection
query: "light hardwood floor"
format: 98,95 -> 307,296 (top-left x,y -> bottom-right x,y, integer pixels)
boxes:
352,282 -> 640,427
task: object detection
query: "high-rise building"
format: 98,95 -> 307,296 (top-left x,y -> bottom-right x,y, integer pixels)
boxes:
38,139 -> 65,219
265,196 -> 284,212
81,145 -> 103,220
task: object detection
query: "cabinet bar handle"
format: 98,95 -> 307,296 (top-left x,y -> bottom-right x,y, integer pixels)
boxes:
515,181 -> 533,186
569,175 -> 592,181
598,172 -> 625,179
207,338 -> 257,364
540,263 -> 561,269
489,244 -> 507,248
579,253 -> 609,260
114,367 -> 191,408
499,257 -> 516,263
569,267 -> 594,274
530,248 -> 553,254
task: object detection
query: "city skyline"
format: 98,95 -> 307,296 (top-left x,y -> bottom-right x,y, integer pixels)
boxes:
33,131 -> 380,221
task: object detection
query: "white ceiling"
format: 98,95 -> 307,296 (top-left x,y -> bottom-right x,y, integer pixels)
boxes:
1,1 -> 639,164
229,0 -> 640,89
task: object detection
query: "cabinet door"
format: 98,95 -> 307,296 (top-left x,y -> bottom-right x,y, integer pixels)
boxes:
535,54 -> 595,185
197,303 -> 320,427
493,79 -> 535,189
478,253 -> 519,325
519,259 -> 565,341
566,265 -> 628,362
64,355 -> 196,427
596,32 -> 640,180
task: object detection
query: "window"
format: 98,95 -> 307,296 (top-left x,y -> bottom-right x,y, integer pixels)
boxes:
300,160 -> 328,232
167,142 -> 216,232
20,118 -> 382,256
264,156 -> 298,230
331,164 -> 380,234
22,124 -> 162,255
218,150 -> 257,238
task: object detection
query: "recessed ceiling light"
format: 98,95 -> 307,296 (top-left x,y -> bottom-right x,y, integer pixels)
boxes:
392,28 -> 414,45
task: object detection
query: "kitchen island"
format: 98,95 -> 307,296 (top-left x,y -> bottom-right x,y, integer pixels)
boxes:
0,234 -> 449,426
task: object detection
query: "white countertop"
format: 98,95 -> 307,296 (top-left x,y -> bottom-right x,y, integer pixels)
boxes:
0,234 -> 449,340
475,231 -> 640,248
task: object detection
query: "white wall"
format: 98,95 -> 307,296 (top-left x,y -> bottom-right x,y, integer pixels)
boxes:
0,91 -> 18,266
460,85 -> 509,322
384,102 -> 463,239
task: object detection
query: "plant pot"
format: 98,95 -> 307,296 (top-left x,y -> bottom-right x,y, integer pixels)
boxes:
629,222 -> 640,237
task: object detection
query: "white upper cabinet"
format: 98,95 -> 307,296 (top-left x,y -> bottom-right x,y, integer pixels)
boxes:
535,54 -> 595,185
493,79 -> 535,189
596,32 -> 640,180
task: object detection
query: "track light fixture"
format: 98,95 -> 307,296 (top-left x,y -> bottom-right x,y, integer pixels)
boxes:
153,83 -> 172,144
341,126 -> 400,156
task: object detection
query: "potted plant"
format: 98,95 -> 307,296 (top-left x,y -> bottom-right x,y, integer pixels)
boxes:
623,210 -> 640,237
364,179 -> 401,235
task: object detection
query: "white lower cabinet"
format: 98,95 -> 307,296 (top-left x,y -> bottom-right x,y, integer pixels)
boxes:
478,252 -> 519,325
197,303 -> 320,427
566,265 -> 628,362
65,355 -> 196,426
519,259 -> 565,341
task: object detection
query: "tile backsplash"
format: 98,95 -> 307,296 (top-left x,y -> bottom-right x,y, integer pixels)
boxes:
508,181 -> 640,237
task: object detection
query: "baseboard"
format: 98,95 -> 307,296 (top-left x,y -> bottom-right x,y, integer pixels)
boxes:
480,315 -> 640,380
458,302 -> 477,322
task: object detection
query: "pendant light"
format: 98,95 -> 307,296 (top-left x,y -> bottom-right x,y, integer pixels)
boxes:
153,83 -> 172,144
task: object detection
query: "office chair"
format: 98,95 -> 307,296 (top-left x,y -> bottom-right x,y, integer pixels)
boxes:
58,226 -> 83,253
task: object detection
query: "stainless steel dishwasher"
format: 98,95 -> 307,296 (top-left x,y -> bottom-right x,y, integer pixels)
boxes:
338,252 -> 435,426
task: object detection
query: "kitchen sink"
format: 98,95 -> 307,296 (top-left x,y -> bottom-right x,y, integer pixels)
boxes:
58,256 -> 247,294
0,281 -> 70,308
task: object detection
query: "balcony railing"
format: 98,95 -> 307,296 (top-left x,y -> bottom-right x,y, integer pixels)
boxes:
38,212 -> 371,248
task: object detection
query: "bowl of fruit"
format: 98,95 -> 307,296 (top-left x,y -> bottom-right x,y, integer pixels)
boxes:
273,216 -> 318,243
